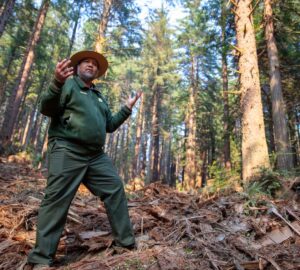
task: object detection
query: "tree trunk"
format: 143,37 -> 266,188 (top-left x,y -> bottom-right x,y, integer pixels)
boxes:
106,133 -> 114,156
159,137 -> 165,182
21,110 -> 31,147
140,130 -> 147,181
200,150 -> 207,187
32,113 -> 43,148
221,1 -> 231,170
264,0 -> 293,170
119,122 -> 129,180
113,130 -> 120,164
234,0 -> 270,180
0,43 -> 18,108
184,56 -> 197,191
38,120 -> 50,169
22,73 -> 47,149
132,95 -> 144,178
124,121 -> 131,182
262,84 -> 276,153
166,136 -> 172,185
95,0 -> 113,53
0,0 -> 15,37
181,124 -> 188,188
33,115 -> 46,150
67,0 -> 83,57
0,0 -> 49,147
150,83 -> 161,183
287,111 -> 299,167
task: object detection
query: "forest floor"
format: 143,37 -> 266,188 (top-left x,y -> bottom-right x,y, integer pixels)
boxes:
0,155 -> 300,270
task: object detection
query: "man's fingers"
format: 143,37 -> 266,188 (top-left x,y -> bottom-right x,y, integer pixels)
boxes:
134,91 -> 142,101
64,70 -> 74,78
56,59 -> 71,72
61,66 -> 73,74
60,59 -> 72,70
55,59 -> 73,83
56,58 -> 67,68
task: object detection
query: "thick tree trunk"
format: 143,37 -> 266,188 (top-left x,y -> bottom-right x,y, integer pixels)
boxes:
0,0 -> 49,147
184,56 -> 197,191
234,0 -> 270,180
264,0 -> 293,170
0,0 -> 15,37
95,0 -> 113,53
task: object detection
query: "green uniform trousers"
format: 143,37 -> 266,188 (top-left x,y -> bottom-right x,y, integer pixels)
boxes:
28,139 -> 135,266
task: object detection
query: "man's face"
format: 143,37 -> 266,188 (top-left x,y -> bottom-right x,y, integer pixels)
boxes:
77,58 -> 99,82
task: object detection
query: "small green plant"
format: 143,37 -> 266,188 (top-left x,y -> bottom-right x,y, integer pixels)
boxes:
243,168 -> 281,196
242,168 -> 282,212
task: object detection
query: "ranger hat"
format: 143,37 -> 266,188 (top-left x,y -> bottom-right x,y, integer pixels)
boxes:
70,51 -> 108,78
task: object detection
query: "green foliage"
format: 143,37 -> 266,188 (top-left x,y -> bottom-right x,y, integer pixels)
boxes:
204,160 -> 240,194
208,161 -> 230,191
243,168 -> 282,201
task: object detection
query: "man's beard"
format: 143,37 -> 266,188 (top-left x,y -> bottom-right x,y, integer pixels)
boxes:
78,70 -> 96,82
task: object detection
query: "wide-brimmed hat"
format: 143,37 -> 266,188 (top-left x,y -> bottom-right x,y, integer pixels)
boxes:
70,51 -> 108,78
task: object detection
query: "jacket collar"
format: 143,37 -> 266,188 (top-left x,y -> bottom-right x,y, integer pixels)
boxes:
74,75 -> 96,90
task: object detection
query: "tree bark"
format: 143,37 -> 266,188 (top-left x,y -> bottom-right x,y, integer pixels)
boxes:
140,107 -> 148,181
132,95 -> 144,178
184,56 -> 198,191
95,0 -> 113,53
221,1 -> 231,170
234,0 -> 270,180
67,0 -> 83,57
0,0 -> 15,37
150,82 -> 161,183
0,0 -> 49,147
22,71 -> 48,149
264,0 -> 293,170
262,84 -> 276,153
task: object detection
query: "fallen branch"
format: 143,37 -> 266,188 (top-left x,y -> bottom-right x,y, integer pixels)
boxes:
269,206 -> 300,236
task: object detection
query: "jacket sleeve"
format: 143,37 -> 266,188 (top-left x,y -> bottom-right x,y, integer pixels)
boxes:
38,78 -> 66,117
106,105 -> 132,133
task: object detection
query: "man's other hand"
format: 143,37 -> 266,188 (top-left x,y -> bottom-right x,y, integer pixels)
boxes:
126,91 -> 142,110
55,59 -> 74,83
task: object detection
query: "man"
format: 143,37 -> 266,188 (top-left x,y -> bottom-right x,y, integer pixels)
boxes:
27,51 -> 141,269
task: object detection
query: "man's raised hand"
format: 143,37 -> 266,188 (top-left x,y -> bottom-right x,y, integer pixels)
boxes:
55,59 -> 74,83
126,91 -> 143,110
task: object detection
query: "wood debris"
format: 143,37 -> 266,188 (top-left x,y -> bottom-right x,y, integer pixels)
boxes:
0,158 -> 300,270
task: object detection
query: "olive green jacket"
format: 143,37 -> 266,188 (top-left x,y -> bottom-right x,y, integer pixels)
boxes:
39,76 -> 131,153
